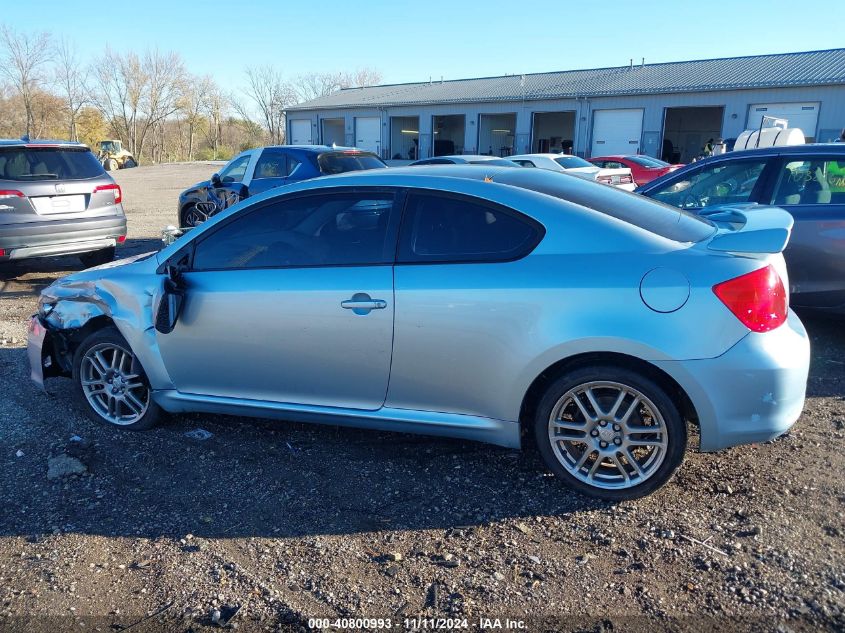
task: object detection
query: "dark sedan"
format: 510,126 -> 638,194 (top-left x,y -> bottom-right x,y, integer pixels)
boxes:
177,145 -> 386,226
637,143 -> 845,314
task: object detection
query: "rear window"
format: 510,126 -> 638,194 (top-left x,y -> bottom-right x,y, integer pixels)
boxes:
628,156 -> 670,168
0,147 -> 104,181
495,168 -> 715,243
554,156 -> 593,169
317,152 -> 386,175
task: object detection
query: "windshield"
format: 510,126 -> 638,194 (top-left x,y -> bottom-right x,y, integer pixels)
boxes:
0,147 -> 104,181
100,141 -> 120,152
555,156 -> 593,169
628,156 -> 670,168
318,152 -> 387,175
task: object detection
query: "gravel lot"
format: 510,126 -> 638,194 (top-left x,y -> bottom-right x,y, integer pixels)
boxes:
0,164 -> 843,632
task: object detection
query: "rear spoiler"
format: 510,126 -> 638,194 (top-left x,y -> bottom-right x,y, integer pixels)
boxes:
701,204 -> 794,254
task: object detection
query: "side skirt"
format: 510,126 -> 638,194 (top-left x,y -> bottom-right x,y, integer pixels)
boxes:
152,390 -> 522,449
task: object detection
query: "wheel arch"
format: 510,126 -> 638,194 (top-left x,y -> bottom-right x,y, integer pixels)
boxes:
519,351 -> 699,440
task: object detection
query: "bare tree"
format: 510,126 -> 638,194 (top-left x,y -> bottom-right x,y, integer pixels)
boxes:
290,71 -> 345,103
0,25 -> 53,138
54,37 -> 89,141
179,74 -> 213,161
344,67 -> 382,89
202,84 -> 228,159
291,67 -> 383,104
241,65 -> 293,145
92,47 -> 145,155
93,48 -> 187,162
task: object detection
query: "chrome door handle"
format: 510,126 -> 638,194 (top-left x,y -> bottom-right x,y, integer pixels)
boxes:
341,299 -> 387,310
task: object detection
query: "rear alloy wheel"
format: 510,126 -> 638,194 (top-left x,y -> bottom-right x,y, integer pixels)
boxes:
534,367 -> 686,500
72,328 -> 161,430
80,246 -> 115,268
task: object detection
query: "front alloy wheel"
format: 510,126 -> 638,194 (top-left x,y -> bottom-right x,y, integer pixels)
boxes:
73,328 -> 161,430
535,367 -> 686,500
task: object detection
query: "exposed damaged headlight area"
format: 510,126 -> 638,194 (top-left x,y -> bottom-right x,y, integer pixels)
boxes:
39,280 -> 109,330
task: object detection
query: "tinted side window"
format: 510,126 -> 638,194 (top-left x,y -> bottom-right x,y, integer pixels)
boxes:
771,158 -> 845,206
253,151 -> 288,179
219,154 -> 251,183
397,192 -> 543,264
649,159 -> 769,209
193,192 -> 396,270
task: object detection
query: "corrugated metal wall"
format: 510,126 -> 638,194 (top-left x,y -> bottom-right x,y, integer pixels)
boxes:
286,85 -> 845,158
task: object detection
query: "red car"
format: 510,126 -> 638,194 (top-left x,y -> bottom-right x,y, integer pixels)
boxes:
588,155 -> 684,187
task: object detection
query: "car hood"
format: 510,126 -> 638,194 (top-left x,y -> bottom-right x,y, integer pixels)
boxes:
182,180 -> 211,195
39,251 -> 161,326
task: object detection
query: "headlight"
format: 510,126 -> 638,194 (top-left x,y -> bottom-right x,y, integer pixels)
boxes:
37,298 -> 56,317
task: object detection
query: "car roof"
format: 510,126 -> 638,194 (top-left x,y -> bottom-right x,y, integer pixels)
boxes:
705,143 -> 845,160
510,153 -> 578,159
266,145 -> 375,154
0,139 -> 90,149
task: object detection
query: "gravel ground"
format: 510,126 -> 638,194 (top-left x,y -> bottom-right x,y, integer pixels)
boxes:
0,164 -> 843,632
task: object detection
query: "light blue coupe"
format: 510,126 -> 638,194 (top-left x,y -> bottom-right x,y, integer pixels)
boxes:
28,167 -> 810,499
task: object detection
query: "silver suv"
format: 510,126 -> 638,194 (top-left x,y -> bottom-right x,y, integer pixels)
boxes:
0,139 -> 127,267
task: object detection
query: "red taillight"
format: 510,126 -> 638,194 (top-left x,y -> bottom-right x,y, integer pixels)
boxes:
597,176 -> 612,184
117,235 -> 126,244
93,183 -> 122,204
0,189 -> 24,199
620,175 -> 632,184
0,248 -> 6,257
712,265 -> 787,333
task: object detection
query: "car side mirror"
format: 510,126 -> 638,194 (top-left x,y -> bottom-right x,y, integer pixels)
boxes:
155,265 -> 186,334
210,173 -> 222,187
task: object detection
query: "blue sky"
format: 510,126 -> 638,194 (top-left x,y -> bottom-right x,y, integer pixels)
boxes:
6,0 -> 845,90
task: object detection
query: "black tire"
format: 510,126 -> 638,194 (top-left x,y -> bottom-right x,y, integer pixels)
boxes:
104,158 -> 118,171
72,327 -> 162,431
180,204 -> 202,228
533,365 -> 686,501
80,246 -> 115,268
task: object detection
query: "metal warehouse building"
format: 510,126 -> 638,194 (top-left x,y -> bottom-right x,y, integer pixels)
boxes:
284,49 -> 845,163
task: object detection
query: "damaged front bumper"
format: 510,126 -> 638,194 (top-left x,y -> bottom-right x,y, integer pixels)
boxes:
27,315 -> 64,391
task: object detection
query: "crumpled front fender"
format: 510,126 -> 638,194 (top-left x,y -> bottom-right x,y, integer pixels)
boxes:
39,274 -> 175,391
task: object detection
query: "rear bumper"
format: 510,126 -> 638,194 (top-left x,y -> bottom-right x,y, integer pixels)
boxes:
614,183 -> 638,192
654,310 -> 810,452
0,215 -> 126,260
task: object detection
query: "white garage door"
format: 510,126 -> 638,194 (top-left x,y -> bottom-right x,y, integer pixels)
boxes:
289,119 -> 312,145
355,117 -> 381,155
748,103 -> 819,140
591,109 -> 643,156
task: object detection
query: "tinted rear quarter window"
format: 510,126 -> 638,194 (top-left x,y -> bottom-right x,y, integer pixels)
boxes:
496,168 -> 714,243
0,147 -> 104,180
398,192 -> 543,263
318,152 -> 386,175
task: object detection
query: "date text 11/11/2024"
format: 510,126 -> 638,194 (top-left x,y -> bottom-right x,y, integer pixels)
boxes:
307,617 -> 527,630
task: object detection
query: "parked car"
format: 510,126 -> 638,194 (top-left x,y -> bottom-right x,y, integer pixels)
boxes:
409,155 -> 520,167
177,145 -> 386,227
508,153 -> 636,191
29,166 -> 809,500
637,143 -> 845,315
0,139 -> 126,267
588,155 -> 684,186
